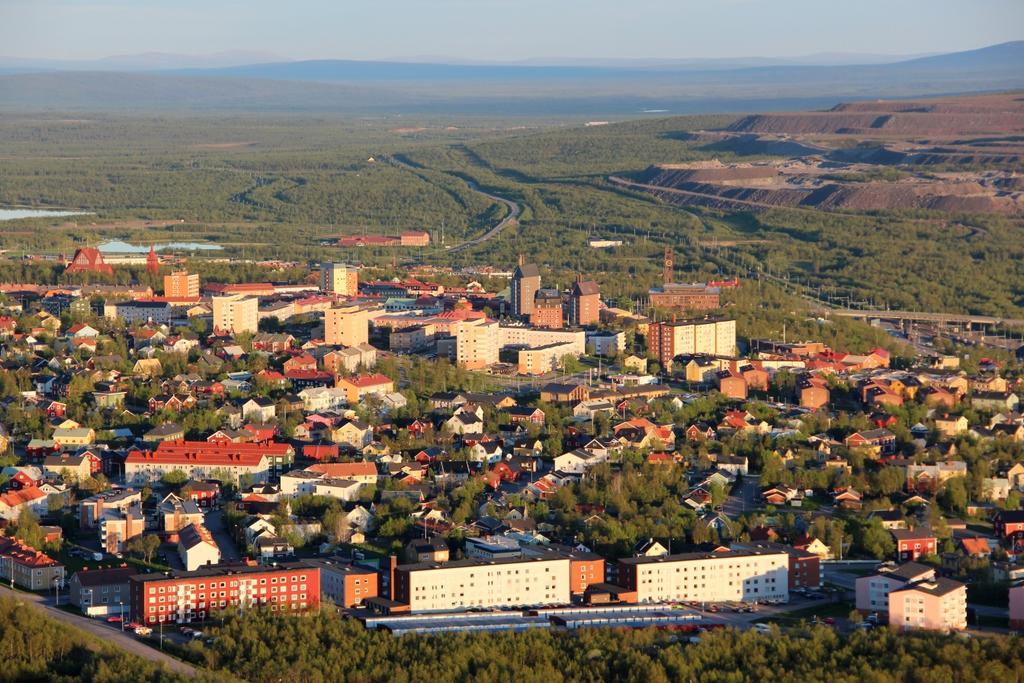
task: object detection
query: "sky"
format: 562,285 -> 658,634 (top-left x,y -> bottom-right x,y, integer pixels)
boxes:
2,0 -> 1022,63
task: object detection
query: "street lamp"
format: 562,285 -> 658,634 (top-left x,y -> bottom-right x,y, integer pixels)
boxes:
119,601 -> 124,630
53,576 -> 60,606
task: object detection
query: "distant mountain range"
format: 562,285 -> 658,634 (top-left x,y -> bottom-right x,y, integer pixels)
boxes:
0,41 -> 1020,116
0,50 -> 940,73
0,50 -> 289,73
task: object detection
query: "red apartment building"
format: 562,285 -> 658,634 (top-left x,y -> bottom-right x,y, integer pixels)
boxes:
787,548 -> 821,590
129,562 -> 320,625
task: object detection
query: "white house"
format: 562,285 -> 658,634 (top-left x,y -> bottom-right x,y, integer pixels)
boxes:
553,448 -> 608,475
469,441 -> 504,464
445,413 -> 484,436
242,397 -> 276,423
298,387 -> 347,412
178,523 -> 221,571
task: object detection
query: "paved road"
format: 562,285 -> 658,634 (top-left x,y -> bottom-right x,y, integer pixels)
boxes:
447,180 -> 521,253
384,154 -> 521,252
204,509 -> 242,562
0,585 -> 200,677
723,475 -> 760,518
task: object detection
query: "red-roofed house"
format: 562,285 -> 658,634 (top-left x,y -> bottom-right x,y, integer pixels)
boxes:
959,537 -> 991,558
283,353 -> 317,374
305,461 -> 378,485
0,485 -> 48,521
303,444 -> 339,462
0,536 -> 65,589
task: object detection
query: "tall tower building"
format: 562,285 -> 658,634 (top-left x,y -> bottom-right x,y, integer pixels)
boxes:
663,246 -> 674,286
320,262 -> 358,296
324,304 -> 370,347
511,255 -> 540,319
212,295 -> 259,336
569,276 -> 600,326
164,271 -> 199,299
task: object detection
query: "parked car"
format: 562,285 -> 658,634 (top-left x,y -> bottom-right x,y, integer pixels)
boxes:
106,616 -> 122,624
135,626 -> 153,637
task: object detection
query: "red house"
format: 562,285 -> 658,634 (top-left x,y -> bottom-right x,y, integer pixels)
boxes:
185,481 -> 220,509
9,470 -> 41,490
244,424 -> 278,443
489,461 -> 520,483
993,510 -> 1024,545
685,423 -> 716,441
505,406 -> 545,425
891,528 -> 938,561
45,401 -> 67,418
283,353 -> 317,374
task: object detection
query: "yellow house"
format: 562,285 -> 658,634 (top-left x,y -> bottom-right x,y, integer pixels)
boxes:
37,312 -> 62,333
51,427 -> 96,447
935,414 -> 969,440
623,355 -> 648,374
800,537 -> 832,560
132,358 -> 163,377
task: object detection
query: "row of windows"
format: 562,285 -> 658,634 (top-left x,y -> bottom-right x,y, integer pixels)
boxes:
149,575 -> 310,594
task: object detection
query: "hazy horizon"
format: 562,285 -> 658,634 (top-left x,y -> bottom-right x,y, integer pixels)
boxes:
2,0 -> 1021,63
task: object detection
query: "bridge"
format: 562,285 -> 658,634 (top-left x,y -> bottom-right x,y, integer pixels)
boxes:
830,309 -> 1024,328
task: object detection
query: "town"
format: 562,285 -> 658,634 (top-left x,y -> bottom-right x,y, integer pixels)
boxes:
0,239 -> 1022,652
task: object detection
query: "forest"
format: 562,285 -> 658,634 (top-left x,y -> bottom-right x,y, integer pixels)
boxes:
1,108 -> 1022,318
0,596 -> 202,682
185,607 -> 1023,683
6,600 -> 1014,683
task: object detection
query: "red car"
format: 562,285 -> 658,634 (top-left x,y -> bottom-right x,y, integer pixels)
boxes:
106,616 -> 123,624
822,617 -> 836,625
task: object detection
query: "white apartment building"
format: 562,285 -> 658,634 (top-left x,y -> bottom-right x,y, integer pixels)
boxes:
212,295 -> 259,335
455,318 -> 499,369
618,549 -> 789,604
586,330 -> 626,357
392,556 -> 572,612
498,325 -> 586,355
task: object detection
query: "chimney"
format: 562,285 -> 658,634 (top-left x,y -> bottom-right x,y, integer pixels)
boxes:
388,554 -> 398,599
517,254 -> 524,267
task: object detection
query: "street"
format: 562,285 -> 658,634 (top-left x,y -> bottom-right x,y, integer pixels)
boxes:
723,475 -> 760,518
0,585 -> 199,677
204,508 -> 242,562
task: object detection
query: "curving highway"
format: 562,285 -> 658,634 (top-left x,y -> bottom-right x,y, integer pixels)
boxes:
383,155 -> 521,252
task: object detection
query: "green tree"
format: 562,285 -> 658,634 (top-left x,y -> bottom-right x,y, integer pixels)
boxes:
161,470 -> 189,488
125,534 -> 161,564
